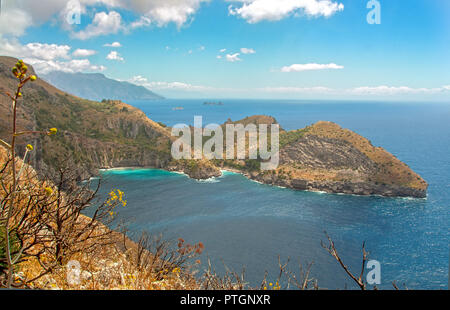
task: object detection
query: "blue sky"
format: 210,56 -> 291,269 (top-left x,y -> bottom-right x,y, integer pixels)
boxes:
0,0 -> 449,100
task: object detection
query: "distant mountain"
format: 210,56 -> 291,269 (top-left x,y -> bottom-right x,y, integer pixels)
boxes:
41,71 -> 164,101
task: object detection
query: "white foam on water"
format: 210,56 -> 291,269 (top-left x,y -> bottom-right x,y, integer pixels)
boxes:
196,178 -> 221,183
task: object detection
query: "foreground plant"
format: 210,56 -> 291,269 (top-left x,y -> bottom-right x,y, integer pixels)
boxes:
0,60 -> 59,288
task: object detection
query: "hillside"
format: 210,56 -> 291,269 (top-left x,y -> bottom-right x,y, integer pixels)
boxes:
41,71 -> 164,101
0,56 -> 171,180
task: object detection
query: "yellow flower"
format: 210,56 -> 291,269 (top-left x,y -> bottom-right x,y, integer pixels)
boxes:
12,67 -> 19,77
44,187 -> 53,196
109,190 -> 118,200
48,128 -> 58,135
26,144 -> 34,152
172,268 -> 181,274
30,75 -> 37,81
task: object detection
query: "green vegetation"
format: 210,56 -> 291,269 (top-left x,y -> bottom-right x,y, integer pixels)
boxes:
0,228 -> 19,272
244,159 -> 261,171
279,127 -> 310,147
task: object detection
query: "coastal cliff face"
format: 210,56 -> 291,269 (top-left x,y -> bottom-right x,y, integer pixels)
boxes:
0,57 -> 428,198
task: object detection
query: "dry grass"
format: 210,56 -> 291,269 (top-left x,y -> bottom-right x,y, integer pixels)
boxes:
0,145 -> 203,290
18,233 -> 201,290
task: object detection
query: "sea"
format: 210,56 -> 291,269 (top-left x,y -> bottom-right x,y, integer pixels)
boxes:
92,99 -> 450,290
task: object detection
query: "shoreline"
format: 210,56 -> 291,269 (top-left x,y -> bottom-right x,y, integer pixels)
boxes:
94,166 -> 427,201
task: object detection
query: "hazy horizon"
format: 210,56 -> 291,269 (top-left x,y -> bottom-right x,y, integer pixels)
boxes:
0,0 -> 448,101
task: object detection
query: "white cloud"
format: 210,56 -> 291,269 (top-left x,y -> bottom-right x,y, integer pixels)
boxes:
228,0 -> 344,23
73,48 -> 97,57
261,86 -> 333,93
0,40 -> 74,63
220,49 -> 227,53
0,39 -> 68,61
261,85 -> 450,96
349,86 -> 450,95
260,85 -> 450,96
281,63 -> 344,72
0,37 -> 106,74
106,51 -> 124,61
1,1 -> 210,40
104,41 -> 122,47
29,58 -> 106,74
129,75 -> 148,84
148,81 -> 211,91
240,47 -> 256,54
127,0 -> 210,28
129,75 -> 213,92
73,11 -> 123,40
0,8 -> 33,36
3,1 -> 123,29
226,53 -> 242,62
24,43 -> 72,61
128,15 -> 152,29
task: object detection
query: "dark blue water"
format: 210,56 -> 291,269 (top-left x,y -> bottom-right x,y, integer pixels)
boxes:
96,100 -> 450,289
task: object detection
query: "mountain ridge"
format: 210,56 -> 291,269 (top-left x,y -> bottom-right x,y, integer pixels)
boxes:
41,71 -> 164,101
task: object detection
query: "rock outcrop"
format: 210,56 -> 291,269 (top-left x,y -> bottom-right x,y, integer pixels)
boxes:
167,160 -> 222,180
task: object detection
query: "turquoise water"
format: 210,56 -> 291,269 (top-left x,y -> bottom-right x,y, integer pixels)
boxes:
96,100 -> 449,289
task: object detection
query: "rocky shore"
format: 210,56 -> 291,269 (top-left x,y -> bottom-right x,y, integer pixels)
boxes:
247,171 -> 427,198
